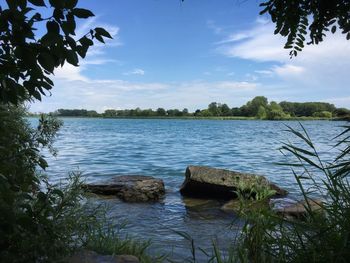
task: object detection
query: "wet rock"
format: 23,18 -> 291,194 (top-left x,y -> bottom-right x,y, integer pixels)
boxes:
84,175 -> 165,202
221,199 -> 269,214
271,198 -> 324,219
68,250 -> 139,263
182,197 -> 216,208
180,166 -> 287,200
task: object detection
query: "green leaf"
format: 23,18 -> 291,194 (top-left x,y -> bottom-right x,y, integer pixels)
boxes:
32,90 -> 42,101
65,35 -> 77,49
46,20 -> 60,35
64,13 -> 76,35
38,52 -> 55,72
6,0 -> 17,9
331,26 -> 336,34
49,0 -> 64,8
95,27 -> 112,39
79,36 -> 93,47
18,0 -> 27,9
52,189 -> 64,198
66,49 -> 78,66
72,8 -> 94,18
95,34 -> 105,43
76,45 -> 88,58
66,0 -> 78,9
53,8 -> 64,20
28,0 -> 46,6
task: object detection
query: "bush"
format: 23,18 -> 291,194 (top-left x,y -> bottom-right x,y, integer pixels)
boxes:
234,124 -> 350,263
313,111 -> 332,118
0,104 -> 94,262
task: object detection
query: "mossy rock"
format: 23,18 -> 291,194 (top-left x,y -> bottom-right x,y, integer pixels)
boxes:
221,199 -> 270,214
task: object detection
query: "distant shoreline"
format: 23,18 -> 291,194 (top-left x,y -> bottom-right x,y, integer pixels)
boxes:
27,115 -> 345,121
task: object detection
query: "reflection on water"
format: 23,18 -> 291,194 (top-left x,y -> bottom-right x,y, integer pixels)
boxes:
29,118 -> 345,259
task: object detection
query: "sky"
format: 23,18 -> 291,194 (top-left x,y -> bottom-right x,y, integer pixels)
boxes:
27,0 -> 350,113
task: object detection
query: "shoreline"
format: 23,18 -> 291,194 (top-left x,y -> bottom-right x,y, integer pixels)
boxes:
26,115 -> 343,121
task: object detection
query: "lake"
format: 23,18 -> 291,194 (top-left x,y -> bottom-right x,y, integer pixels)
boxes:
30,118 -> 345,260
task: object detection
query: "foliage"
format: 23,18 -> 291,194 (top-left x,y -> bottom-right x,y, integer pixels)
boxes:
0,0 -> 112,104
313,111 -> 332,118
265,101 -> 290,120
335,107 -> 350,116
0,104 -> 78,262
280,101 -> 336,117
0,104 -> 62,195
84,224 -> 166,263
260,0 -> 350,57
235,124 -> 350,262
256,105 -> 267,119
45,97 -> 345,120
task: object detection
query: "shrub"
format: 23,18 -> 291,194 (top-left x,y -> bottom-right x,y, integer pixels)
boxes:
313,111 -> 332,118
0,104 -> 93,262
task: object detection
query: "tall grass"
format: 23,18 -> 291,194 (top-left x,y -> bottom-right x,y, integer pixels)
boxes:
83,218 -> 166,263
232,123 -> 350,263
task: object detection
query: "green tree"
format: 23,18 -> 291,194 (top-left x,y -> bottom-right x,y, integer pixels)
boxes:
256,105 -> 267,119
200,109 -> 213,117
250,96 -> 268,117
208,102 -> 220,116
313,111 -> 332,118
260,0 -> 350,57
335,108 -> 350,117
0,0 -> 112,104
182,108 -> 189,116
266,101 -> 289,120
156,107 -> 166,116
103,109 -> 117,117
219,103 -> 231,116
194,109 -> 201,116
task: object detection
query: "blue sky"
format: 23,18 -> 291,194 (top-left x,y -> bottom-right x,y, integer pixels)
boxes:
29,0 -> 350,113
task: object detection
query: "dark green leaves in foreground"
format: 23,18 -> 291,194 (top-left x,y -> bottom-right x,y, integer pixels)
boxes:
0,0 -> 112,104
260,0 -> 350,57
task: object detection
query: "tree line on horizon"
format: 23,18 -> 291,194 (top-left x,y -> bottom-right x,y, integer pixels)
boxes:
45,96 -> 350,120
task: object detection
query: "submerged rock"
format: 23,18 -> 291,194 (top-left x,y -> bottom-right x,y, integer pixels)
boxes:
180,166 -> 287,200
271,198 -> 324,219
84,175 -> 165,202
220,199 -> 269,214
68,250 -> 140,263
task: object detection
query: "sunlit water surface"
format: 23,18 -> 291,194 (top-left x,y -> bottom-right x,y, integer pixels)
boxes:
29,118 -> 345,260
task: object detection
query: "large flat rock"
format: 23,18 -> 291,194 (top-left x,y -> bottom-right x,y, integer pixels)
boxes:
180,166 -> 287,200
84,175 -> 165,202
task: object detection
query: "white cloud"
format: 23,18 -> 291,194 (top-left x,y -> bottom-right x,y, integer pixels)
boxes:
123,68 -> 145,76
207,20 -> 223,35
214,19 -> 350,105
255,70 -> 273,76
29,79 -> 258,113
273,64 -> 304,76
216,20 -> 288,62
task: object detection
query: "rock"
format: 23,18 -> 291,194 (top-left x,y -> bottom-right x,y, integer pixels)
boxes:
180,166 -> 287,200
68,250 -> 139,263
221,199 -> 269,214
84,175 -> 165,202
271,198 -> 324,219
182,197 -> 216,208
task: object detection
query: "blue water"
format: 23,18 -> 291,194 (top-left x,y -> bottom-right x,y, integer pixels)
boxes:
30,118 -> 345,260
